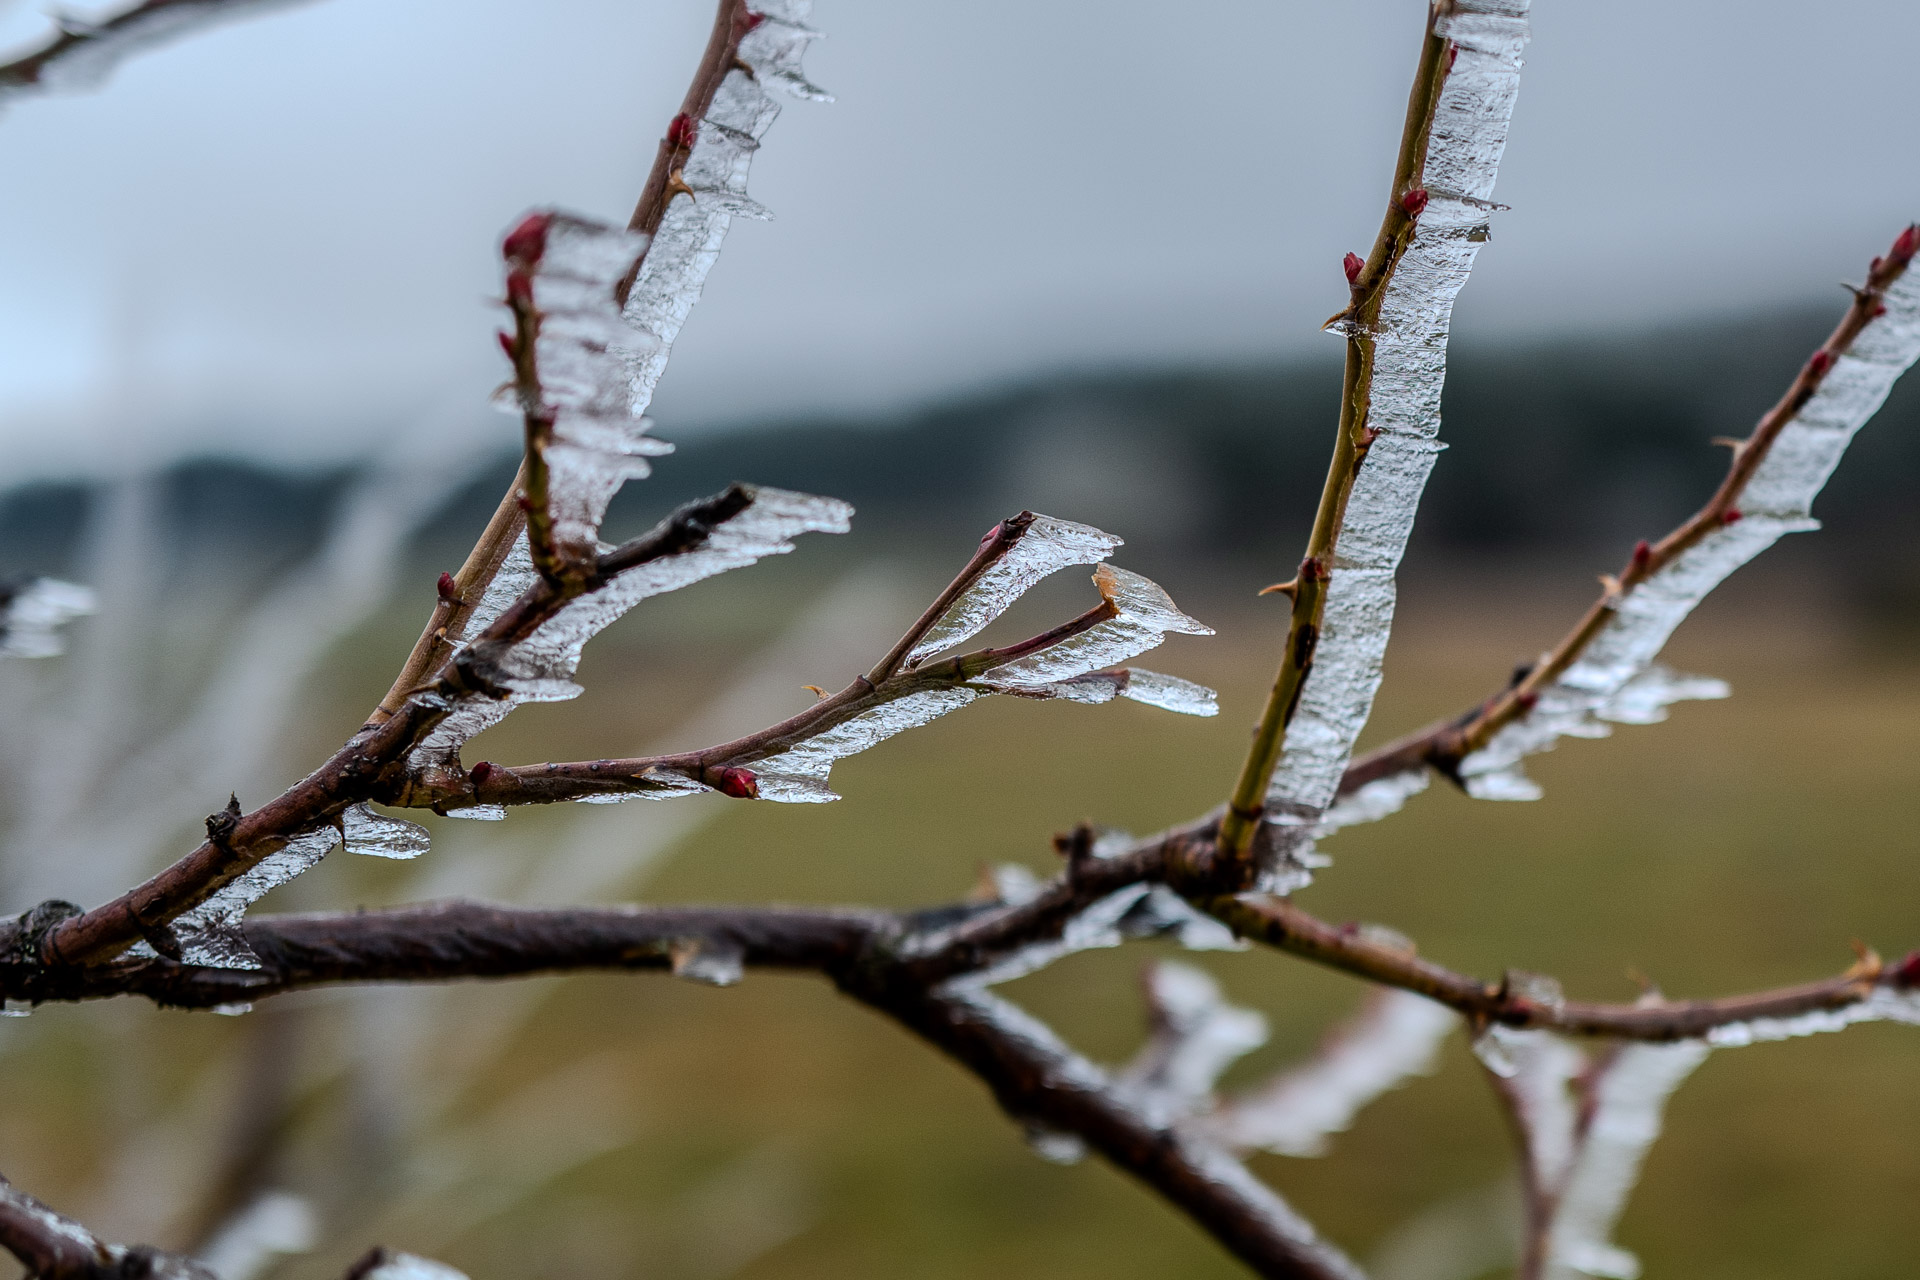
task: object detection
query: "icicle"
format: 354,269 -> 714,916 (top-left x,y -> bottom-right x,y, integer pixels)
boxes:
137,825 -> 344,970
1455,265 -> 1920,802
983,565 -> 1213,688
1473,1024 -> 1584,1191
669,936 -> 746,987
410,487 -> 851,770
1118,962 -> 1269,1125
620,1 -> 826,423
945,884 -> 1153,989
1260,0 -> 1531,888
993,666 -> 1219,716
1705,984 -> 1920,1046
0,577 -> 96,658
750,686 -> 980,802
341,803 -> 431,860
356,1254 -> 471,1280
1209,990 -> 1455,1157
907,515 -> 1123,665
1546,1040 -> 1709,1280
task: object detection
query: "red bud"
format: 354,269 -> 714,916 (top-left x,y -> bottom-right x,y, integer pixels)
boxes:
436,571 -> 460,603
1808,349 -> 1832,377
737,8 -> 767,34
714,766 -> 759,799
1447,44 -> 1458,69
980,520 -> 1005,546
1870,256 -> 1884,275
1892,224 -> 1920,265
1400,187 -> 1429,218
503,212 -> 551,265
1894,949 -> 1920,987
1721,508 -> 1743,525
1873,302 -> 1889,319
1343,252 -> 1364,287
1630,540 -> 1653,571
506,268 -> 534,308
470,761 -> 494,787
666,112 -> 697,150
496,331 -> 516,359
1515,690 -> 1539,713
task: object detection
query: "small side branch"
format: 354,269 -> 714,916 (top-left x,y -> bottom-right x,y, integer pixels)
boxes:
1,1173 -> 213,1279
0,0 -> 317,107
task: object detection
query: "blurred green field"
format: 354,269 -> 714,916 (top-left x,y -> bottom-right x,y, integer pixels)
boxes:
4,557 -> 1919,1280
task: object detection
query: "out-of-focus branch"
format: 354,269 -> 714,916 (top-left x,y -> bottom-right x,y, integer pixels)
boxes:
1343,223 -> 1920,796
0,0 -> 319,107
1203,893 -> 1919,1041
0,1172 -> 214,1279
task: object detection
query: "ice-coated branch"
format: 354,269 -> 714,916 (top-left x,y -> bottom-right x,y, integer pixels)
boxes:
1342,222 -> 1920,812
443,512 -> 1214,809
1202,893 -> 1920,1041
0,1171 -> 215,1278
0,576 -> 95,658
1219,0 -> 1530,884
0,0 -> 318,108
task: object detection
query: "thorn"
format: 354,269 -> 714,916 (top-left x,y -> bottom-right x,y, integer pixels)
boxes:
665,111 -> 697,150
802,684 -> 827,699
1400,187 -> 1429,218
713,766 -> 759,799
1321,307 -> 1352,331
436,571 -> 461,605
1721,508 -> 1743,525
502,212 -> 551,265
666,169 -> 695,201
1258,577 -> 1299,599
469,761 -> 494,788
1342,252 -> 1364,287
1598,573 -> 1622,597
1892,223 -> 1920,265
1624,965 -> 1656,996
1709,435 -> 1745,451
1846,940 -> 1884,982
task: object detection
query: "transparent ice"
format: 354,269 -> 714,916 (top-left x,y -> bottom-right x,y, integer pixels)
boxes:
0,577 -> 96,658
982,565 -> 1213,688
1118,885 -> 1247,952
0,0 -> 313,107
1118,961 -> 1269,1126
1261,0 -> 1531,886
359,1254 -> 471,1280
1449,266 -> 1920,804
669,937 -> 746,987
130,825 -> 344,971
1209,990 -> 1455,1157
341,802 -> 431,860
1472,1025 -> 1583,1190
906,515 -> 1122,664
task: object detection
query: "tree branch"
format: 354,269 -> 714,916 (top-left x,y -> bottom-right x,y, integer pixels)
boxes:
0,0 -> 317,107
1,1173 -> 214,1279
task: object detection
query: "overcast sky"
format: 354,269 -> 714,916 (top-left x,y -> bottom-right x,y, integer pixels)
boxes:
1,0 -> 1915,479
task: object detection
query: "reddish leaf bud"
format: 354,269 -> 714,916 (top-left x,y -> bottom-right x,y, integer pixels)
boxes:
1894,949 -> 1920,988
666,112 -> 697,150
1400,187 -> 1429,218
436,571 -> 460,604
1873,302 -> 1889,319
1808,349 -> 1832,376
1721,508 -> 1744,525
1870,256 -> 1884,275
506,267 -> 534,309
714,766 -> 759,799
1630,540 -> 1653,573
737,8 -> 767,34
1892,223 -> 1920,265
1447,44 -> 1458,69
1343,252 -> 1364,287
979,520 -> 1005,546
502,212 -> 551,265
496,330 -> 516,359
469,761 -> 494,788
1515,690 -> 1539,713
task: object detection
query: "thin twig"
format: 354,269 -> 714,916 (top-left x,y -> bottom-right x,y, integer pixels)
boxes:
0,0 -> 315,105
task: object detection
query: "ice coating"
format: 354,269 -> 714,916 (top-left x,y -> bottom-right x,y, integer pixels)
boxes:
0,0 -> 311,106
1001,667 -> 1219,717
1210,990 -> 1455,1157
154,825 -> 343,970
669,937 -> 746,987
946,883 -> 1153,989
360,1254 -> 471,1280
341,803 -> 431,860
410,487 -> 851,769
1118,885 -> 1247,952
506,213 -> 670,553
906,515 -> 1122,664
1473,1025 -> 1583,1191
1119,962 -> 1269,1125
985,566 -> 1213,687
620,2 -> 825,420
750,686 -> 980,802
0,577 -> 97,658
1260,0 -> 1530,883
1704,984 -> 1920,1046
1455,266 -> 1920,803
1545,1040 -> 1709,1280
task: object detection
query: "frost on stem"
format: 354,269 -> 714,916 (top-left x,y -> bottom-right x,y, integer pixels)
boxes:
498,212 -> 668,562
1117,962 -> 1269,1127
1207,988 -> 1455,1158
124,804 -> 428,970
620,0 -> 828,421
1262,0 -> 1530,884
0,578 -> 96,658
1455,266 -> 1920,801
904,514 -> 1122,664
412,487 -> 853,780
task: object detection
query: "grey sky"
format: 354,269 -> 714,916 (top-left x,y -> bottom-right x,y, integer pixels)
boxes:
1,0 -> 1915,478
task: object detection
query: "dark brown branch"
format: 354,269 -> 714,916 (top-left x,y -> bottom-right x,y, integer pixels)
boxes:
837,978 -> 1366,1280
0,1173 -> 214,1279
1342,223 -> 1920,795
865,512 -> 1035,682
1203,892 -> 1917,1041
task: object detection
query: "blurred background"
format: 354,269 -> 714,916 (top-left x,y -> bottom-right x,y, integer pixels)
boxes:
3,1 -> 1920,1277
